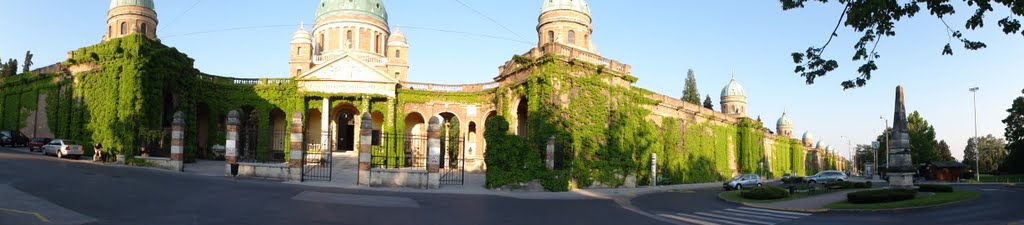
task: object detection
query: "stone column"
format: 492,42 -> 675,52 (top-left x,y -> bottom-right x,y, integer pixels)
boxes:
427,115 -> 443,189
650,153 -> 657,187
545,136 -> 555,170
357,112 -> 373,186
225,110 -> 240,176
321,97 -> 331,151
170,111 -> 185,172
289,111 -> 304,181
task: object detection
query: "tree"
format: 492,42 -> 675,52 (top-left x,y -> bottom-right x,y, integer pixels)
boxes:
936,140 -> 954,161
781,1 -> 1023,89
703,95 -> 714,110
963,137 -> 978,172
853,144 -> 874,170
964,135 -> 1008,173
874,127 -> 892,166
1002,89 -> 1024,173
681,69 -> 701,105
22,51 -> 32,73
1,59 -> 17,77
908,111 -> 939,164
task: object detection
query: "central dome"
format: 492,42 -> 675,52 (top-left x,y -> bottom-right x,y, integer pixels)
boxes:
777,112 -> 792,128
541,0 -> 591,16
316,0 -> 388,24
110,0 -> 154,9
721,77 -> 746,97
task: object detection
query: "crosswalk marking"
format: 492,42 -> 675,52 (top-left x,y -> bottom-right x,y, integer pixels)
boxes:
659,207 -> 814,225
695,212 -> 776,225
738,207 -> 813,216
723,208 -> 801,219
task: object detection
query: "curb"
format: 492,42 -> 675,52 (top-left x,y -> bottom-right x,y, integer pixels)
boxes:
825,191 -> 981,213
716,192 -> 830,213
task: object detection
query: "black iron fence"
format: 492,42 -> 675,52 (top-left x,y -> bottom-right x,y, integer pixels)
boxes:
302,131 -> 332,181
269,131 -> 287,162
371,134 -> 427,169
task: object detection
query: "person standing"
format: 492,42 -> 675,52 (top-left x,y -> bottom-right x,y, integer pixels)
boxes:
93,142 -> 103,162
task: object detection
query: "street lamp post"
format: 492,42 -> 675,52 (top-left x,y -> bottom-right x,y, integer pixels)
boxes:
970,87 -> 980,182
880,116 -> 889,170
841,136 -> 853,174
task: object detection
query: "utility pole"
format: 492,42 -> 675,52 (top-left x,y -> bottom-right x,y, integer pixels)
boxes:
970,87 -> 980,182
880,116 -> 889,170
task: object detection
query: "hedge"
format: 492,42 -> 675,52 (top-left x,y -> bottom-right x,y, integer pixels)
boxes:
741,186 -> 790,200
917,184 -> 954,193
847,189 -> 918,204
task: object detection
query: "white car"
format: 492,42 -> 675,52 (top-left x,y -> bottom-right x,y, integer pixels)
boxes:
805,170 -> 848,184
42,139 -> 84,160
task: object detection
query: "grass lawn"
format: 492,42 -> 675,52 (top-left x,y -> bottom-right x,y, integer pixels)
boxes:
720,188 -> 855,204
825,190 -> 978,209
979,174 -> 1024,183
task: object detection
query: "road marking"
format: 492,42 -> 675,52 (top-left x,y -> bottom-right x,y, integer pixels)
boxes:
659,213 -> 719,225
713,209 -> 792,221
0,207 -> 50,222
738,207 -> 813,216
292,191 -> 421,208
696,212 -> 776,225
723,208 -> 801,219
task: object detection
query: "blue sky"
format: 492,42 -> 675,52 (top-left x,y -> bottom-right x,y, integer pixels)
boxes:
2,0 -> 1022,162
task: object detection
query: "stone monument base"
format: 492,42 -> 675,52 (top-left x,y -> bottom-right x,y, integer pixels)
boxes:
887,172 -> 918,189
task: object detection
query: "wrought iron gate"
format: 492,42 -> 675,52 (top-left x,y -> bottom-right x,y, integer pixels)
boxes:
439,136 -> 465,185
302,131 -> 333,181
239,111 -> 259,162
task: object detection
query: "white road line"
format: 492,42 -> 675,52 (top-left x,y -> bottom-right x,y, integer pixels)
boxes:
659,213 -> 720,225
696,212 -> 776,225
724,208 -> 802,219
678,213 -> 748,225
738,207 -> 814,216
713,209 -> 793,221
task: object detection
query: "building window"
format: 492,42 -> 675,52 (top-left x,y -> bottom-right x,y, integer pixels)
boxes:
297,47 -> 303,56
141,23 -> 148,35
584,34 -> 589,48
568,31 -> 576,45
548,31 -> 554,43
297,69 -> 302,75
396,49 -> 401,58
375,34 -> 381,53
346,30 -> 354,49
120,22 -> 127,35
318,33 -> 325,52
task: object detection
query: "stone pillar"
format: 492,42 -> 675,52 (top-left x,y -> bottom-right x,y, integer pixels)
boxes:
289,111 -> 304,181
545,136 -> 555,170
357,112 -> 373,186
170,111 -> 185,172
427,115 -> 443,189
225,110 -> 240,176
321,97 -> 331,150
650,153 -> 657,187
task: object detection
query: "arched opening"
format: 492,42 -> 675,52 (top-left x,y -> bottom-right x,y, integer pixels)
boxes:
297,46 -> 303,56
332,104 -> 359,152
120,22 -> 127,35
141,23 -> 148,36
162,89 -> 176,127
346,30 -> 354,49
548,30 -> 555,43
296,68 -> 302,75
396,49 -> 402,58
371,111 -> 384,145
318,33 -> 325,53
438,112 -> 461,169
375,34 -> 382,53
404,112 -> 426,163
239,106 -> 259,161
482,110 -> 497,156
467,122 -> 477,156
568,30 -> 576,45
305,108 -> 323,147
516,98 -> 528,137
196,103 -> 211,159
268,108 -> 287,161
584,34 -> 589,48
108,26 -> 112,37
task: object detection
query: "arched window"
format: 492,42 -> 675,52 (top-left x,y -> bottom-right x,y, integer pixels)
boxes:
141,23 -> 148,35
346,30 -> 354,49
296,68 -> 302,75
584,34 -> 589,48
396,49 -> 402,58
108,26 -> 112,37
120,22 -> 127,35
318,33 -> 325,52
297,47 -> 303,56
375,34 -> 381,53
568,31 -> 576,45
548,31 -> 555,43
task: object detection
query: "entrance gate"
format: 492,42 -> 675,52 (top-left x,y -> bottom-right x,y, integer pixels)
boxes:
302,131 -> 333,181
370,133 -> 464,186
439,136 -> 465,185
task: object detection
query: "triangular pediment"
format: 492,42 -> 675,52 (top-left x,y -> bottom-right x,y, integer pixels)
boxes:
298,54 -> 397,84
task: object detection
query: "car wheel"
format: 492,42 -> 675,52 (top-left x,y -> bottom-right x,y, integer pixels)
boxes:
836,179 -> 844,182
56,150 -> 63,159
735,184 -> 742,190
757,183 -> 762,187
809,180 -> 817,184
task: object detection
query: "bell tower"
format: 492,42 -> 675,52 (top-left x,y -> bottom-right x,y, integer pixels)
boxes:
104,0 -> 158,41
537,0 -> 596,52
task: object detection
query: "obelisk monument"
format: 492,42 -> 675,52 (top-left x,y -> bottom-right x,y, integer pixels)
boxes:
888,86 -> 917,189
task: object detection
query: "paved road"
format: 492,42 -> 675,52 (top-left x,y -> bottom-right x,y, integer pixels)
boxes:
0,147 -> 669,225
633,181 -> 1024,225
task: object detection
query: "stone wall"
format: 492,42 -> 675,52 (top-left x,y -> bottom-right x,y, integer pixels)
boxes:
369,168 -> 430,189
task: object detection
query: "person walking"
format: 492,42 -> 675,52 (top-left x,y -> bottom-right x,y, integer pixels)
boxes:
93,142 -> 103,162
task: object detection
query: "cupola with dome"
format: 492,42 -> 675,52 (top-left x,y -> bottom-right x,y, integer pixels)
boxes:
537,0 -> 596,52
802,131 -> 815,146
720,74 -> 747,117
104,0 -> 158,41
309,0 -> 392,62
776,112 -> 793,137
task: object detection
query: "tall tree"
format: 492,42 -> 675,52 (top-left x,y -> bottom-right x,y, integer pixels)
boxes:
1002,89 -> 1024,173
681,69 -> 701,105
1,59 -> 17,77
780,1 -> 1023,89
22,51 -> 32,73
936,140 -> 954,161
907,111 -> 939,164
703,95 -> 713,110
965,135 -> 1009,173
963,137 -> 978,173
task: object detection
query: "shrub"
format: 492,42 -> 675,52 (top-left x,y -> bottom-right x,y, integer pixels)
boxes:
847,189 -> 918,204
741,186 -> 790,200
917,184 -> 954,193
857,181 -> 873,188
782,176 -> 805,184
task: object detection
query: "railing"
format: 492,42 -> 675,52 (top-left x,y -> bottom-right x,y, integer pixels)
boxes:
399,81 -> 501,92
371,134 -> 428,169
196,74 -> 292,86
313,51 -> 388,65
498,42 -> 632,76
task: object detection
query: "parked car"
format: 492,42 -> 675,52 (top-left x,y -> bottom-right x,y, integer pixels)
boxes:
782,173 -> 793,180
42,139 -> 84,159
723,174 -> 762,190
0,130 -> 30,147
805,170 -> 848,184
28,138 -> 52,152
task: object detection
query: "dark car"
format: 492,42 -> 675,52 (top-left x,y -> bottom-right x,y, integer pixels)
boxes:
28,138 -> 52,152
0,130 -> 30,147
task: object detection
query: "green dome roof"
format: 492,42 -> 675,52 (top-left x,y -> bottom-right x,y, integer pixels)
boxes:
777,112 -> 792,128
721,77 -> 746,97
803,132 -> 813,141
110,0 -> 154,9
541,0 -> 591,16
316,0 -> 388,24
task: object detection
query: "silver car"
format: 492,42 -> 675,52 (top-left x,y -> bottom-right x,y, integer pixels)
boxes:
723,174 -> 762,190
42,139 -> 84,160
805,170 -> 848,184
